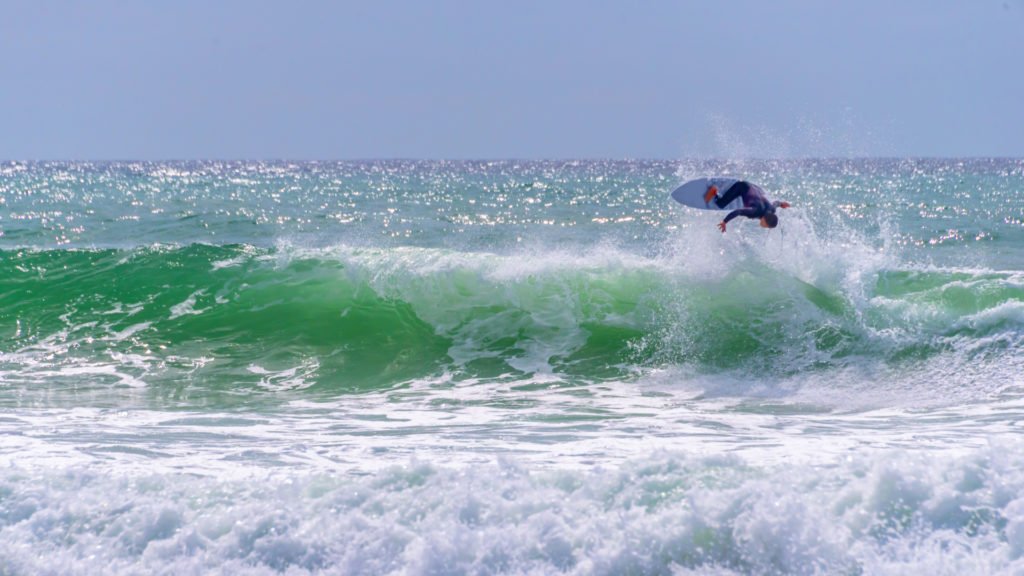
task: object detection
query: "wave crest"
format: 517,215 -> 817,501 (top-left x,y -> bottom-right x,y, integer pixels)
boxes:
1,244 -> 1021,398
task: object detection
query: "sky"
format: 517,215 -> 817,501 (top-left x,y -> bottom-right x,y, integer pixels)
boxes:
1,1 -> 1022,160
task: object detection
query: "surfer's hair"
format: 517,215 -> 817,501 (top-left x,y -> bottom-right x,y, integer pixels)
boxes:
763,213 -> 779,228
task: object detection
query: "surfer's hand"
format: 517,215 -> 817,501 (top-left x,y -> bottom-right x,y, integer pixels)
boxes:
717,221 -> 727,233
779,202 -> 791,209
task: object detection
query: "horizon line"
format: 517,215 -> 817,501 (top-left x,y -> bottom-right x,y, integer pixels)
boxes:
3,155 -> 1023,163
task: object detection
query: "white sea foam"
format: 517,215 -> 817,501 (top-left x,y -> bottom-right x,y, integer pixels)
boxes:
169,290 -> 210,320
2,447 -> 1024,575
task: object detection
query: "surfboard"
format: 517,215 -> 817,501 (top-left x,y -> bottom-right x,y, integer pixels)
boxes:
670,178 -> 744,211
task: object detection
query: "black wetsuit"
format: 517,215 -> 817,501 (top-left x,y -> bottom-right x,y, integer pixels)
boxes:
716,181 -> 778,224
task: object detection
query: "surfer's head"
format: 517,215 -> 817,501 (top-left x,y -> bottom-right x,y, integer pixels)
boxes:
760,213 -> 779,228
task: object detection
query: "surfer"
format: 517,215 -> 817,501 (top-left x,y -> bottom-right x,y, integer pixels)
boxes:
703,180 -> 790,233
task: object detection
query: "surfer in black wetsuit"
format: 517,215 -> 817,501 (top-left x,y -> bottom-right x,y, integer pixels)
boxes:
703,180 -> 791,233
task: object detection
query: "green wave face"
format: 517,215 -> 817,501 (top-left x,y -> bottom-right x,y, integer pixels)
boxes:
2,246 -> 456,401
2,245 -> 1022,405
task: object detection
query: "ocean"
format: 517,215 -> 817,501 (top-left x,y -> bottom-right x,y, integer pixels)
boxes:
1,159 -> 1023,575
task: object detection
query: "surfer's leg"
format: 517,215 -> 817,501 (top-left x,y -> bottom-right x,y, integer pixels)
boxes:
715,181 -> 749,208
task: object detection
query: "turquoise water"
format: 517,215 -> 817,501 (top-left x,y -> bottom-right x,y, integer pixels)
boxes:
1,160 -> 1023,574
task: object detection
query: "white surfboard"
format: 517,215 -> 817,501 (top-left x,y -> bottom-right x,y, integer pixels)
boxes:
670,178 -> 744,211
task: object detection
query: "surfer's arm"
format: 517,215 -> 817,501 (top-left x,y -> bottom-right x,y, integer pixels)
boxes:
722,208 -> 754,223
719,208 -> 752,232
773,201 -> 791,209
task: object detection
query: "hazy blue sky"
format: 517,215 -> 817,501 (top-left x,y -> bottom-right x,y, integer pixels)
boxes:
2,1 -> 1022,159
